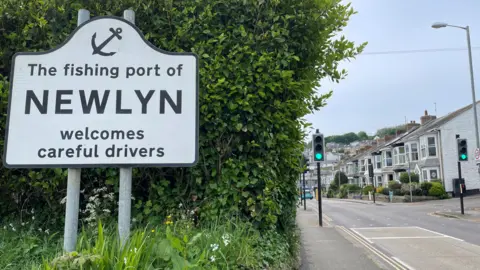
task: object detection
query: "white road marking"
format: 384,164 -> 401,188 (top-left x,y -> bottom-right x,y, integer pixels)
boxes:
354,227 -> 412,230
414,226 -> 464,242
350,228 -> 374,244
392,257 -> 416,270
338,226 -> 409,270
368,236 -> 446,240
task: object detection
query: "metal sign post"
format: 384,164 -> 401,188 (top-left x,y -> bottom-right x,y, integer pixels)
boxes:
118,9 -> 135,247
63,9 -> 90,252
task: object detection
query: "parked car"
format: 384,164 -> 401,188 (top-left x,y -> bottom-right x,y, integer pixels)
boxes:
300,189 -> 314,200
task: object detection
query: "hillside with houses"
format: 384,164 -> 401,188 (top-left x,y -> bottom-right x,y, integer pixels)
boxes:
304,102 -> 480,197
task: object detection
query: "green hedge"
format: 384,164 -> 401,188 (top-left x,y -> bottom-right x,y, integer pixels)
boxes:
0,0 -> 364,231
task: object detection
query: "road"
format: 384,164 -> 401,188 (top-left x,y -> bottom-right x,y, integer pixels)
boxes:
303,196 -> 480,270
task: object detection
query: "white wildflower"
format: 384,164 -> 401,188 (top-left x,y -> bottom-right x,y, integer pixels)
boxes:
132,218 -> 137,222
178,203 -> 183,208
134,247 -> 137,253
222,233 -> 231,246
210,243 -> 219,252
21,223 -> 25,227
190,210 -> 195,215
210,255 -> 216,262
9,223 -> 13,227
32,216 -> 35,220
11,227 -> 16,232
3,226 -> 6,230
38,228 -> 43,232
60,196 -> 67,204
102,209 -> 111,213
45,229 -> 50,235
31,208 -> 34,214
124,257 -> 127,265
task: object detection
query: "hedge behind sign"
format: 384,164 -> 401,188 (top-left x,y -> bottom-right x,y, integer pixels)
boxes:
0,0 -> 365,229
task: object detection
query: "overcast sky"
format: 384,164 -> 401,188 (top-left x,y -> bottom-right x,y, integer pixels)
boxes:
305,0 -> 480,137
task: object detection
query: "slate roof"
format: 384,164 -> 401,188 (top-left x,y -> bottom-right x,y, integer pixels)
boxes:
400,101 -> 480,142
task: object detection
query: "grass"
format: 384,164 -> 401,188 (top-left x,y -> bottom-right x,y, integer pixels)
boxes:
0,218 -> 299,270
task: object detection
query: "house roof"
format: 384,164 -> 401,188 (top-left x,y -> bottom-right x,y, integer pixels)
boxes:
400,101 -> 480,142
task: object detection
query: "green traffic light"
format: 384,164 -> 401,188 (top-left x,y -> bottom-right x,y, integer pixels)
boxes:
461,154 -> 467,160
315,153 -> 323,160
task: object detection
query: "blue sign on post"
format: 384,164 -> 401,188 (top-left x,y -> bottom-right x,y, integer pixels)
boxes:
389,191 -> 393,202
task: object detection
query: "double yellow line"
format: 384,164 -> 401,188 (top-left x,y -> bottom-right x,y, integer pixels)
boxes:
336,226 -> 410,270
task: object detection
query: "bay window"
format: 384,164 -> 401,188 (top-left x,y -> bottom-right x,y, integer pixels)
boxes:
428,137 -> 437,157
393,146 -> 405,165
383,151 -> 392,167
411,143 -> 419,161
375,155 -> 382,169
399,146 -> 405,164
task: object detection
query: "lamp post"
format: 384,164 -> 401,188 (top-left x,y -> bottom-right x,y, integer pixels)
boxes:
432,22 -> 480,150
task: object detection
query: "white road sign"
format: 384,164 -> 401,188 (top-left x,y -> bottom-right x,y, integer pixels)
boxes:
3,16 -> 198,168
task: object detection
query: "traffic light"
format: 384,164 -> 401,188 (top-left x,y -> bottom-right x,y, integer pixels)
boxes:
312,132 -> 325,162
303,155 -> 309,173
367,159 -> 374,178
457,138 -> 468,161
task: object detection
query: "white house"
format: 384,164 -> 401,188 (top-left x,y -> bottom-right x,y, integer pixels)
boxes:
391,105 -> 480,194
328,103 -> 480,196
416,103 -> 480,194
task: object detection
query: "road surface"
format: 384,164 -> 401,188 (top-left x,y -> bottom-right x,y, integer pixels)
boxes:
303,196 -> 480,270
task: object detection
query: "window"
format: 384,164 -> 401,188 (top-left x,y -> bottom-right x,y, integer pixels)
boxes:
405,144 -> 410,161
393,147 -> 405,165
399,146 -> 405,164
393,148 -> 398,165
376,175 -> 382,186
411,143 -> 419,161
384,151 -> 392,167
375,155 -> 382,169
420,144 -> 427,158
428,137 -> 437,157
359,160 -> 365,172
422,170 -> 427,181
430,169 -> 438,180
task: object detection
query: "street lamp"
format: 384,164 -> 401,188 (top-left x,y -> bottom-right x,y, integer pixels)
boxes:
431,22 -> 480,151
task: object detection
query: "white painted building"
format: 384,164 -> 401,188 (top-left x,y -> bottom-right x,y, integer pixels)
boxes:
431,103 -> 480,193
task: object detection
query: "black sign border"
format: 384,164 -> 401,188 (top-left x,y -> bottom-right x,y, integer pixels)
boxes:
3,16 -> 199,169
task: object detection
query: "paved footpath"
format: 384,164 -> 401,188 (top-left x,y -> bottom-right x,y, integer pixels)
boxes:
297,206 -> 391,270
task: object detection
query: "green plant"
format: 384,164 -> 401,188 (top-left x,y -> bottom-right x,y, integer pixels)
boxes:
362,185 -> 374,195
381,187 -> 390,196
334,172 -> 349,186
428,182 -> 446,197
326,189 -> 334,198
376,186 -> 384,194
399,173 -> 420,183
420,182 -> 433,195
388,181 -> 402,191
0,0 -> 365,233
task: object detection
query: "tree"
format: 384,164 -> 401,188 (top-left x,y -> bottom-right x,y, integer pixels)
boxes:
333,171 -> 349,185
357,131 -> 369,140
399,172 -> 420,183
0,0 -> 366,229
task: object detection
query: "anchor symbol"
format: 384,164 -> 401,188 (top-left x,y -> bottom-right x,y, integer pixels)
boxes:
91,27 -> 123,56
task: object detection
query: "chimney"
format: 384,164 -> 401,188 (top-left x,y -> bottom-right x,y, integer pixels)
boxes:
405,120 -> 420,131
383,134 -> 394,142
420,110 -> 437,125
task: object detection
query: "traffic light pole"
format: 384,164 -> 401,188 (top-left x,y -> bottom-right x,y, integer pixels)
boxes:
457,161 -> 465,215
303,172 -> 306,211
317,162 -> 323,227
299,173 -> 302,206
371,176 -> 376,204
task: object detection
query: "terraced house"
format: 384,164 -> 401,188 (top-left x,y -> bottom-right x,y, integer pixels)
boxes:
335,102 -> 480,195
